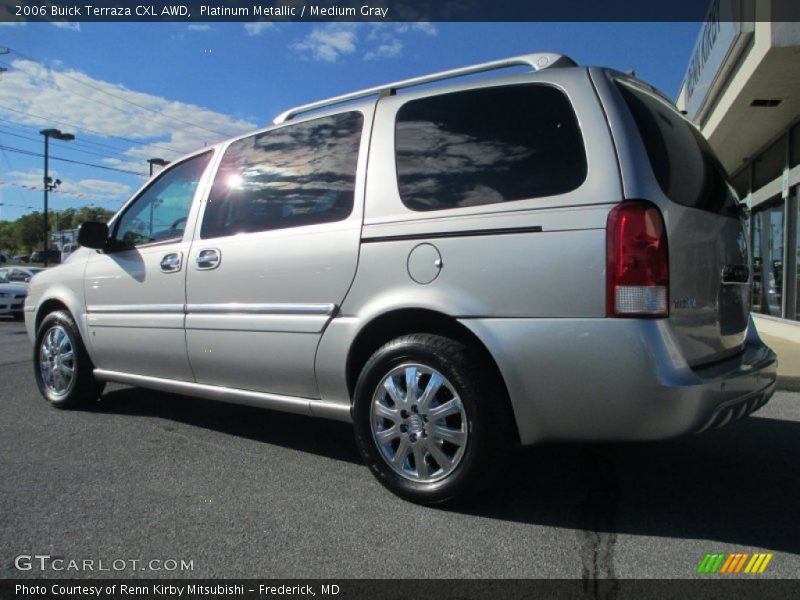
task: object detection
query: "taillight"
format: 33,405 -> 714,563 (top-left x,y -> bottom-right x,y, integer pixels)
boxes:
606,200 -> 669,317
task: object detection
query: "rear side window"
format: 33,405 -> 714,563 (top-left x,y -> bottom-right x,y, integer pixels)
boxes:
201,111 -> 363,239
616,81 -> 740,218
395,85 -> 587,212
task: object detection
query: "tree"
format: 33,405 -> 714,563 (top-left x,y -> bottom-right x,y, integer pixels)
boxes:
14,212 -> 45,254
0,206 -> 115,255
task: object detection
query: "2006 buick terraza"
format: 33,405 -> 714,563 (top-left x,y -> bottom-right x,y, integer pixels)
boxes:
26,53 -> 777,504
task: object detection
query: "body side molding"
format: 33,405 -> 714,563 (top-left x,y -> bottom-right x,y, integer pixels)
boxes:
93,369 -> 352,423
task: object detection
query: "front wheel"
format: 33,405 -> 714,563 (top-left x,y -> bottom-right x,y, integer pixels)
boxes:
353,334 -> 512,505
34,310 -> 105,408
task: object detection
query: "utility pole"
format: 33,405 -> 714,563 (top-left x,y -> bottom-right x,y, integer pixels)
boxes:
40,129 -> 75,267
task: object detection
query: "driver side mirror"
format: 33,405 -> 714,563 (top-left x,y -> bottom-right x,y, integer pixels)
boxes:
77,221 -> 110,250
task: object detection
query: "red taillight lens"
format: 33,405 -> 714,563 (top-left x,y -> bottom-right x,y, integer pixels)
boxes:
606,201 -> 669,317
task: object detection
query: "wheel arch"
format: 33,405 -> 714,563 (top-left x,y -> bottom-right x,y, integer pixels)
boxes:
35,298 -> 72,332
33,289 -> 88,346
345,307 -> 520,443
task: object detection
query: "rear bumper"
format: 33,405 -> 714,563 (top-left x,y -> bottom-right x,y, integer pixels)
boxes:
459,315 -> 777,445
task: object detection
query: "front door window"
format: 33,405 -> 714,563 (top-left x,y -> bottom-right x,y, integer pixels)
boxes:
114,152 -> 212,247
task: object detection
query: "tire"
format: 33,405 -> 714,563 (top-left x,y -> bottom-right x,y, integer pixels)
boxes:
353,334 -> 512,505
33,310 -> 105,409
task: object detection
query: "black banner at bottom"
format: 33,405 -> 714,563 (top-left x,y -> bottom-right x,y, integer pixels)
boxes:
2,579 -> 800,600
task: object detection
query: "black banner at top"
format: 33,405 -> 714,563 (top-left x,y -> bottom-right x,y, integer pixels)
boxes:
2,0 -> 800,23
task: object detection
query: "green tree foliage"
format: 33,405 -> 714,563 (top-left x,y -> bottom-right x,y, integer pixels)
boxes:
0,206 -> 115,255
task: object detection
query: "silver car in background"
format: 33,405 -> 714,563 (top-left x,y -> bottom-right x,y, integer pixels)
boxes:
24,53 -> 777,504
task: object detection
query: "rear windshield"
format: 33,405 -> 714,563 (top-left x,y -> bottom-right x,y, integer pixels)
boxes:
616,80 -> 740,218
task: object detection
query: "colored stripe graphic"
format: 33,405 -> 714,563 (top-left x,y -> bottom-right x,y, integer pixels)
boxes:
696,554 -> 711,574
758,554 -> 773,573
734,553 -> 749,573
719,554 -> 736,573
700,553 -> 774,574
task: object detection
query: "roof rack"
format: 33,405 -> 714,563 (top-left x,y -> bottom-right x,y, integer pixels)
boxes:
272,52 -> 577,124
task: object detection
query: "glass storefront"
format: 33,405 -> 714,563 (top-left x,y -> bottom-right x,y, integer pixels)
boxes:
734,124 -> 799,323
751,199 -> 784,317
796,195 -> 800,320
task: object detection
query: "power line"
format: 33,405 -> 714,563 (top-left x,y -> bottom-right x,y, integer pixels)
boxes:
0,61 -> 214,145
0,128 -> 146,169
0,116 -> 139,158
4,49 -> 235,138
0,143 -> 147,176
0,103 -> 185,156
0,180 -> 125,203
0,131 -> 27,205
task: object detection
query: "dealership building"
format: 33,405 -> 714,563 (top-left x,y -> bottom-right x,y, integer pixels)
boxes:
676,2 -> 800,383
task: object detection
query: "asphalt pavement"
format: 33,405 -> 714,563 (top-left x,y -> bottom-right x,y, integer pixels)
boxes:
1,316 -> 798,579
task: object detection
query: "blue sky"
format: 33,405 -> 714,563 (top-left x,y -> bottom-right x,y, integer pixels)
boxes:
0,22 -> 701,223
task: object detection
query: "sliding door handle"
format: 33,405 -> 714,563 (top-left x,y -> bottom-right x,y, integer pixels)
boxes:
196,248 -> 221,270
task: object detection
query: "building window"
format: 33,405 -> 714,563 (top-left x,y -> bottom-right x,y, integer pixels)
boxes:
730,168 -> 750,200
752,135 -> 786,191
752,199 -> 784,317
796,193 -> 800,320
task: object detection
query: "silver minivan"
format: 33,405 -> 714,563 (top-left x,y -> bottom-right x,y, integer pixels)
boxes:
25,53 -> 777,504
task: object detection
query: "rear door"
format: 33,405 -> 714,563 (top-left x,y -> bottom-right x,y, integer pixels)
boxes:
184,108 -> 371,398
610,76 -> 749,366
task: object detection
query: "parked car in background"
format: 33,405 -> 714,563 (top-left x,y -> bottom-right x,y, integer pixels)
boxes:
12,255 -> 31,264
60,243 -> 79,263
0,267 -> 44,283
0,251 -> 9,264
29,250 -> 61,265
0,279 -> 26,319
23,53 -> 777,505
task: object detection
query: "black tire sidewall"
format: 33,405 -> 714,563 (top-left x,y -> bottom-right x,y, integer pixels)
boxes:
33,311 -> 94,408
353,335 -> 496,505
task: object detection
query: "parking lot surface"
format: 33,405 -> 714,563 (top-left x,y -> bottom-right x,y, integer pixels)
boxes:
1,317 -> 798,579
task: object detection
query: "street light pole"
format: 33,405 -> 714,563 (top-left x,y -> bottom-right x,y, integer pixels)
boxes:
43,132 -> 49,265
148,157 -> 169,176
40,128 -> 75,267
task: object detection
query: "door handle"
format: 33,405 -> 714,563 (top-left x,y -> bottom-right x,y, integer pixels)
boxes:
160,252 -> 182,273
196,248 -> 221,270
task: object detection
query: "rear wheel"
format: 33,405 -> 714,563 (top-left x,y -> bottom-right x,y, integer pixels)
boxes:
34,310 -> 104,408
353,334 -> 512,505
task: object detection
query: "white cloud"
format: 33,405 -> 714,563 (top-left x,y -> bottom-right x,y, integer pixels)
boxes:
292,25 -> 357,62
244,22 -> 275,36
364,39 -> 403,61
294,23 -> 438,63
396,23 -> 438,36
0,59 -> 257,167
51,22 -> 81,32
188,24 -> 212,32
